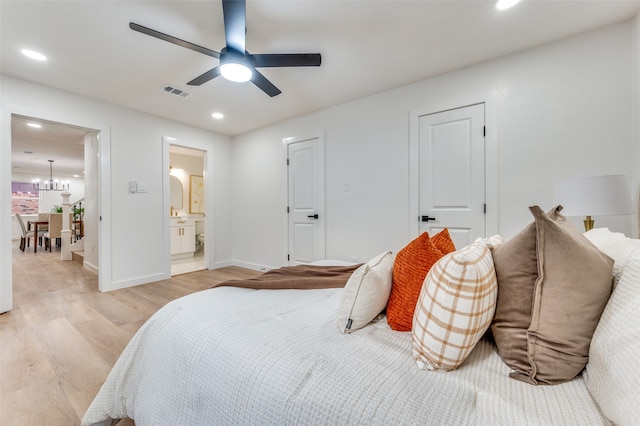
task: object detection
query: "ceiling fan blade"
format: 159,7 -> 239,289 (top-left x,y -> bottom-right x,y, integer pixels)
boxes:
187,67 -> 221,86
222,0 -> 246,53
129,22 -> 220,59
251,53 -> 322,68
251,69 -> 281,97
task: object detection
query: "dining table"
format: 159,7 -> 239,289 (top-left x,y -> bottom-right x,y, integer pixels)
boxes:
27,220 -> 49,253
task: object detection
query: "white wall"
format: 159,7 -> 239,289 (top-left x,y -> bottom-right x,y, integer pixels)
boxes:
1,75 -> 233,312
232,21 -> 636,269
83,132 -> 99,272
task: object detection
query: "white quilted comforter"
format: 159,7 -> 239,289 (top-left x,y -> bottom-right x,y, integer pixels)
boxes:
82,287 -> 609,426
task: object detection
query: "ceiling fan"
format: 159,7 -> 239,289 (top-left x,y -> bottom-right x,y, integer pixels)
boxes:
129,0 -> 321,97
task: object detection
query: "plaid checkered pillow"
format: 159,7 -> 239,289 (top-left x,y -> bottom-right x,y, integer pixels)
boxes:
411,236 -> 502,371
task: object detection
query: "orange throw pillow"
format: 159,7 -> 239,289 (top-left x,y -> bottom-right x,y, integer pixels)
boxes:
387,230 -> 455,331
431,228 -> 456,256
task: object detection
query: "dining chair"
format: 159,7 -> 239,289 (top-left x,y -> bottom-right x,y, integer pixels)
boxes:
38,213 -> 50,231
44,213 -> 73,251
15,213 -> 35,252
37,212 -> 49,245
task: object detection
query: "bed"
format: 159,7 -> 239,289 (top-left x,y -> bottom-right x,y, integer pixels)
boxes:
82,224 -> 640,426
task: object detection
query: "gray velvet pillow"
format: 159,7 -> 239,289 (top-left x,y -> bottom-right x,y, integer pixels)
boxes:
491,205 -> 614,385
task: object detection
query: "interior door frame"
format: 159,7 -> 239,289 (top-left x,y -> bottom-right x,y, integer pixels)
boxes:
162,137 -> 210,277
409,97 -> 498,239
282,131 -> 325,266
1,109 -> 110,312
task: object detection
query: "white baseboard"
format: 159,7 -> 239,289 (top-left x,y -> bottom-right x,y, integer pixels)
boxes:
105,272 -> 169,292
83,260 -> 98,275
230,260 -> 275,272
211,260 -> 233,269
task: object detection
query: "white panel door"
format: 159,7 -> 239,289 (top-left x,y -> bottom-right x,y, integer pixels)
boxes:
287,136 -> 325,265
419,103 -> 485,249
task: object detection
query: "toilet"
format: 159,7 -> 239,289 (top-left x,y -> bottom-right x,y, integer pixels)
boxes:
196,233 -> 205,252
195,219 -> 205,253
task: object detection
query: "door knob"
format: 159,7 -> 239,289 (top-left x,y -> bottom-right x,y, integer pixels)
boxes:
421,215 -> 436,222
308,214 -> 319,219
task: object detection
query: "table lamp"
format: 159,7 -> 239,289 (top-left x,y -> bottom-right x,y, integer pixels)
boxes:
553,174 -> 633,231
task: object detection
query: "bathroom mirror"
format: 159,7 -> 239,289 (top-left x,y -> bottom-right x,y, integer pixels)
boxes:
170,175 -> 183,209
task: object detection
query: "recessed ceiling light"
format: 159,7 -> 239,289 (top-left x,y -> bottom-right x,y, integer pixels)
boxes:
21,49 -> 47,61
211,112 -> 224,120
27,122 -> 42,129
496,0 -> 521,10
73,174 -> 80,178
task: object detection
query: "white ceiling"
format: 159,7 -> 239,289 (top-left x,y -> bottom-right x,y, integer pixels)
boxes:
4,0 -> 640,175
11,115 -> 89,177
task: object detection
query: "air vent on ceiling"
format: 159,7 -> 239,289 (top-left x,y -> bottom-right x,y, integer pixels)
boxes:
162,85 -> 191,98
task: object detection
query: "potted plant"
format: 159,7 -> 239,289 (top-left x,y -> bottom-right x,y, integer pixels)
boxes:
73,206 -> 84,219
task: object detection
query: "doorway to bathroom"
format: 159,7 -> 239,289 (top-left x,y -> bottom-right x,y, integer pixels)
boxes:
169,144 -> 206,276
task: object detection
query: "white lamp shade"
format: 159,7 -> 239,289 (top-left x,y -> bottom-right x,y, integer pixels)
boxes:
553,174 -> 633,217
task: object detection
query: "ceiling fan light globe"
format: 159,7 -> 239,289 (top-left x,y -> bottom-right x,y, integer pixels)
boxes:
496,0 -> 521,10
220,63 -> 252,83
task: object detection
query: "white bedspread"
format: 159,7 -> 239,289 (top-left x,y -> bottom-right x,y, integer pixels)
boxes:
82,287 -> 610,425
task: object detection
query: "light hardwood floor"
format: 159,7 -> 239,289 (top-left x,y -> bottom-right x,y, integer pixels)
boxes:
1,241 -> 260,425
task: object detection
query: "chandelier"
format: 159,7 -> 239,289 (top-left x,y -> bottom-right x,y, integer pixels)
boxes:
32,160 -> 69,191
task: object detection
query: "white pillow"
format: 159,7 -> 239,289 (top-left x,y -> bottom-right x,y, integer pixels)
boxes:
337,251 -> 393,333
584,227 -> 640,282
585,246 -> 640,426
412,236 -> 502,371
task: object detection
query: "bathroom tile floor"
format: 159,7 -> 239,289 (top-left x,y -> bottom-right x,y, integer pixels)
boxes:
171,252 -> 205,276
